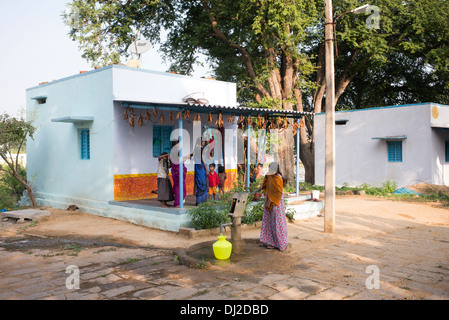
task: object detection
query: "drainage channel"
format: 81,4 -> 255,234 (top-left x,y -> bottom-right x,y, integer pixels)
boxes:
0,236 -> 168,252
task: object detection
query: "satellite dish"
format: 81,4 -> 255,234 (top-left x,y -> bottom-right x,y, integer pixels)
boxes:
128,40 -> 152,55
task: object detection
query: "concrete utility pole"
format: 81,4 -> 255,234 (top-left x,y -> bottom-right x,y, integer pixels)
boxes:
324,0 -> 335,233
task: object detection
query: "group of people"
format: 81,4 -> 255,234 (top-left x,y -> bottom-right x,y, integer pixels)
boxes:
156,138 -> 227,208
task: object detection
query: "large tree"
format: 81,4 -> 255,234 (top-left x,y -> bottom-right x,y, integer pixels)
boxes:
64,0 -> 449,184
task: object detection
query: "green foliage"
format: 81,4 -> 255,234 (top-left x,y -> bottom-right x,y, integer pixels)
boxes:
0,114 -> 34,158
242,200 -> 264,226
187,199 -> 231,230
0,113 -> 36,208
188,169 -> 297,229
0,186 -> 16,210
64,0 -> 449,106
0,163 -> 27,198
62,0 -> 169,67
358,181 -> 398,196
64,0 -> 449,184
0,163 -> 27,210
298,180 -> 398,196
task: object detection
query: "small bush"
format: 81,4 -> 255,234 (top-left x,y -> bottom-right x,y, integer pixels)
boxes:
0,186 -> 16,209
0,162 -> 27,210
358,181 -> 398,196
242,200 -> 264,225
188,170 -> 297,230
187,200 -> 231,230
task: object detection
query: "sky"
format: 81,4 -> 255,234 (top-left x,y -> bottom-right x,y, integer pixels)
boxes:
0,0 -> 211,118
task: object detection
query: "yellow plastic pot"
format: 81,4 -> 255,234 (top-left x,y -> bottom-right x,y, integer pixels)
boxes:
213,235 -> 232,260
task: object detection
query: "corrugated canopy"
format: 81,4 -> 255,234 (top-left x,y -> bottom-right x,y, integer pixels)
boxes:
117,100 -> 312,119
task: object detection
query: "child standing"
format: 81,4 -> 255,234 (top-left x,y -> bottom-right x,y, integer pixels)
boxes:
218,165 -> 227,199
208,163 -> 219,201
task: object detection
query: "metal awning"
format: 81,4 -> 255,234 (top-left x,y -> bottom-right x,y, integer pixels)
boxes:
117,100 -> 312,119
51,116 -> 94,123
372,136 -> 407,140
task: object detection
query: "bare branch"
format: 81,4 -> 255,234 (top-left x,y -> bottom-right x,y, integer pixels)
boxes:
199,0 -> 271,99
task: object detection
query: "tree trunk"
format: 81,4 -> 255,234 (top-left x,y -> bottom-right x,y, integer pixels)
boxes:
12,170 -> 37,208
278,124 -> 295,186
299,125 -> 315,184
25,184 -> 37,208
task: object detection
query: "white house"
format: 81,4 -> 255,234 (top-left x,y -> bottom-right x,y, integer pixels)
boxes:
26,64 -> 308,231
314,103 -> 449,188
26,65 -> 239,231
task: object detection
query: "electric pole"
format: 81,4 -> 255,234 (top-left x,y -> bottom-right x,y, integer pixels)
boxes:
324,0 -> 335,233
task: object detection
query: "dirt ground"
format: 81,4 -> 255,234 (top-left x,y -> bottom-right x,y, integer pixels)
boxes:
1,194 -> 449,301
409,182 -> 449,196
2,194 -> 449,272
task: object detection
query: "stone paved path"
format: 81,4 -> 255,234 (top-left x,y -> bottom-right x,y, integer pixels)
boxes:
1,217 -> 448,300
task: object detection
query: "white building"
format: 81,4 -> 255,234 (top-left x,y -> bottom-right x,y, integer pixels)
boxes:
26,64 -> 308,231
26,65 -> 238,231
314,103 -> 449,188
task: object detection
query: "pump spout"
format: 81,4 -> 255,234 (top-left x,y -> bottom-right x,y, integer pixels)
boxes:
220,222 -> 232,235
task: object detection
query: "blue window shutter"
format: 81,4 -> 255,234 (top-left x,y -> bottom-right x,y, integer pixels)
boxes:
80,129 -> 90,160
153,126 -> 162,157
387,141 -> 402,162
153,125 -> 173,157
161,126 -> 173,154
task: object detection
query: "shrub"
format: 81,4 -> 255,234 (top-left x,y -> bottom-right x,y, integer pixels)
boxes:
188,170 -> 296,230
358,181 -> 398,196
187,199 -> 231,230
0,163 -> 27,199
242,200 -> 264,225
0,185 -> 15,209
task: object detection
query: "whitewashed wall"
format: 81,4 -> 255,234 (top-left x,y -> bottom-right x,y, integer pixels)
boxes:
27,67 -> 115,203
314,103 -> 449,187
111,66 -> 238,175
113,108 -> 239,175
112,65 -> 236,106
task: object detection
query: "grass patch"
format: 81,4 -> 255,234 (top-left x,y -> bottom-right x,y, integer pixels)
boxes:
64,244 -> 83,256
297,180 -> 449,205
120,257 -> 142,264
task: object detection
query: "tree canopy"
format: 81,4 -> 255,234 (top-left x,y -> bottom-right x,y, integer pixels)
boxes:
64,0 -> 449,183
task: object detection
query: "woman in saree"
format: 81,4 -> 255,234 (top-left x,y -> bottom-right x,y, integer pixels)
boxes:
171,152 -> 192,208
251,162 -> 289,251
193,138 -> 209,206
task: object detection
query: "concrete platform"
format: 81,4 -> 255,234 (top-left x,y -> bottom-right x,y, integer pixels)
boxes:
1,209 -> 50,223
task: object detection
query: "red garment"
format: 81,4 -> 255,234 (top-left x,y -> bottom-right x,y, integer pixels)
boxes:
208,171 -> 219,187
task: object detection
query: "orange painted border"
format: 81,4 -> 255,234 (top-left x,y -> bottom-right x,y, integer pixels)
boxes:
114,169 -> 237,201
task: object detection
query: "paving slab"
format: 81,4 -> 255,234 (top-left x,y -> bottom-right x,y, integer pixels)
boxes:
2,209 -> 50,222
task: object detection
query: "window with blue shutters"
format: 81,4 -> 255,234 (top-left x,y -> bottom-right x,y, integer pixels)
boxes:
80,129 -> 90,160
445,141 -> 449,162
387,141 -> 402,162
153,125 -> 173,157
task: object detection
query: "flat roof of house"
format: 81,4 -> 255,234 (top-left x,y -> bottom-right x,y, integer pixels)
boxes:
26,64 -> 232,91
315,102 -> 449,116
27,64 -> 311,118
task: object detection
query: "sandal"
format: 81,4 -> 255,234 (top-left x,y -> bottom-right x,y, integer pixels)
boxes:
259,242 -> 276,249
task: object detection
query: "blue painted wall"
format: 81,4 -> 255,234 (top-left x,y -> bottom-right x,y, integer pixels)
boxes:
26,67 -> 114,203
